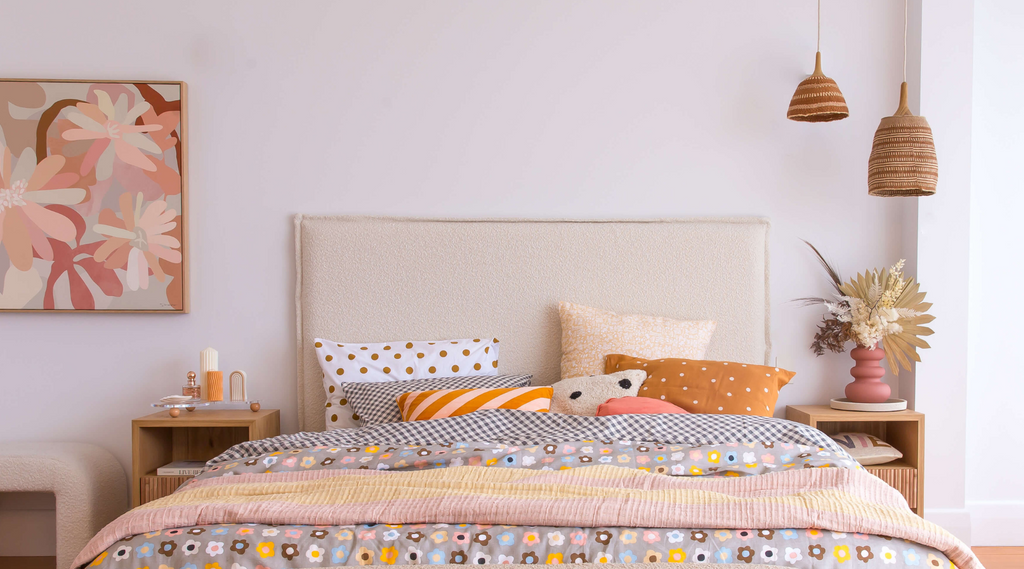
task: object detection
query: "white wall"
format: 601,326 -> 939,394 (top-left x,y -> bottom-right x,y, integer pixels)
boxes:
967,0 -> 1024,546
0,0 -> 917,549
916,0 -> 975,542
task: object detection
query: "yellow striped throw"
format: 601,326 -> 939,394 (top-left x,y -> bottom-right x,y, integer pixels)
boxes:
397,386 -> 552,421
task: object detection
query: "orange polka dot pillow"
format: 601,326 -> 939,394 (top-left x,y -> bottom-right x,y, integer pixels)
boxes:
559,302 -> 716,379
604,354 -> 795,417
315,337 -> 499,429
397,386 -> 552,422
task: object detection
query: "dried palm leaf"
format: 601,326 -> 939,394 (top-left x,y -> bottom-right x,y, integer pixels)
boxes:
801,242 -> 934,376
883,334 -> 915,373
897,331 -> 931,349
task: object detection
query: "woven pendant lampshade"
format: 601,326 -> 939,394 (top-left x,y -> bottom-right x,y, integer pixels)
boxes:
787,51 -> 850,122
867,83 -> 938,196
867,0 -> 938,197
787,0 -> 848,122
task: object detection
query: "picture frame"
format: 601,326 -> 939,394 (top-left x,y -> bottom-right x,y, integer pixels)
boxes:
0,79 -> 188,313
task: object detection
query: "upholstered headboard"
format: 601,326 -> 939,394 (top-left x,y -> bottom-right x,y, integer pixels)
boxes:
295,216 -> 771,431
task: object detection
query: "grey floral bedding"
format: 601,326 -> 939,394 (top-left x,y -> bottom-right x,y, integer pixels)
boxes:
82,411 -> 955,568
96,522 -> 947,568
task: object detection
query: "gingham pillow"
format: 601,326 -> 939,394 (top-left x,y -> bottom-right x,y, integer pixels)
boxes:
340,374 -> 533,428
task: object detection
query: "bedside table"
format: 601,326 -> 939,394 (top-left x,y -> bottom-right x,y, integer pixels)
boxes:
131,409 -> 280,506
786,405 -> 924,516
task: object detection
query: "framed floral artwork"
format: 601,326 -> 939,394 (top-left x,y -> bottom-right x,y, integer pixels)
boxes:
0,79 -> 188,312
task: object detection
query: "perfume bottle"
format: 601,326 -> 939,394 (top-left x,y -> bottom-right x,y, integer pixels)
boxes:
182,371 -> 201,399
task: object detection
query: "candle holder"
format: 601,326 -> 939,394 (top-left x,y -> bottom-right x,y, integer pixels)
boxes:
230,370 -> 248,401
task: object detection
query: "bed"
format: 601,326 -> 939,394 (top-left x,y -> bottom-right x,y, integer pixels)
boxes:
73,217 -> 979,569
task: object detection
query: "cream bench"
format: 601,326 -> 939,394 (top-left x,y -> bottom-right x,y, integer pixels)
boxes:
0,443 -> 127,569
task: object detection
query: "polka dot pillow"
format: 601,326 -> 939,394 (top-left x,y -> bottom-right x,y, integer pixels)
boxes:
605,354 -> 795,417
315,337 -> 499,429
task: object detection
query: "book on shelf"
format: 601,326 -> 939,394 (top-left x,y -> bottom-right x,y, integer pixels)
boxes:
156,460 -> 207,476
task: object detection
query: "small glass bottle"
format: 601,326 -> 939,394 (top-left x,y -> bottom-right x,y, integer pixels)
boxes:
182,371 -> 201,399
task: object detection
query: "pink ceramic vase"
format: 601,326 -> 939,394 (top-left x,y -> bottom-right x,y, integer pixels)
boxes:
845,344 -> 891,403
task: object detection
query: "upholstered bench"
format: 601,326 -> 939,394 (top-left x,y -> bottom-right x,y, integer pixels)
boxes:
0,443 -> 127,569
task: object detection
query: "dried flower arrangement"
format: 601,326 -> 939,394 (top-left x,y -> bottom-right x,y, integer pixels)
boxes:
799,242 -> 934,376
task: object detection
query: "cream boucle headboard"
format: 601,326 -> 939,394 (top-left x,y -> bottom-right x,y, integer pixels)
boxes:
295,216 -> 770,431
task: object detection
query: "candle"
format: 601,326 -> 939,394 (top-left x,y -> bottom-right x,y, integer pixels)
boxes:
207,371 -> 224,401
199,347 -> 218,400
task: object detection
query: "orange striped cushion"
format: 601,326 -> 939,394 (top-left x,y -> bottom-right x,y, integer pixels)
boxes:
396,387 -> 552,422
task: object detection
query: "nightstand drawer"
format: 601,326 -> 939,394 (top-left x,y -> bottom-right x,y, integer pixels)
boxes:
864,461 -> 917,509
140,474 -> 193,503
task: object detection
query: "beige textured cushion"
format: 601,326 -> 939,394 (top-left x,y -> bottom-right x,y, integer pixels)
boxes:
828,432 -> 904,466
559,302 -> 716,379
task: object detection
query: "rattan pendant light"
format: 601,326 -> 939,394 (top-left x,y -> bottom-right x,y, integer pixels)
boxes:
867,0 -> 938,196
787,0 -> 849,122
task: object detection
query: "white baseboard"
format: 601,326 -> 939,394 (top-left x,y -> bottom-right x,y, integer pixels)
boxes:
924,508 -> 972,544
967,501 -> 1024,546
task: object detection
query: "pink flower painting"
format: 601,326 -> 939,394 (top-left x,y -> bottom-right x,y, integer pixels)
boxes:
0,80 -> 187,311
0,148 -> 85,270
62,91 -> 165,180
93,193 -> 182,292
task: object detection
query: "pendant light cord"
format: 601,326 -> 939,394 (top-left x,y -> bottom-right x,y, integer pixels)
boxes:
817,0 -> 821,52
903,0 -> 908,82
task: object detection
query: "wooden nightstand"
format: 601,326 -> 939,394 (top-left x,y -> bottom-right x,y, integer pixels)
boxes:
131,409 -> 280,506
786,405 -> 924,516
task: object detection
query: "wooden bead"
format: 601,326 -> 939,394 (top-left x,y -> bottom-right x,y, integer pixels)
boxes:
169,408 -> 180,418
250,402 -> 261,412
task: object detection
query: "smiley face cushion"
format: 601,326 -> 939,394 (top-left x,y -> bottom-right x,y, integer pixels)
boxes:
549,369 -> 647,415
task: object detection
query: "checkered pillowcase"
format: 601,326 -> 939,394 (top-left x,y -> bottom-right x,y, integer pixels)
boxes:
211,408 -> 847,464
343,374 -> 534,427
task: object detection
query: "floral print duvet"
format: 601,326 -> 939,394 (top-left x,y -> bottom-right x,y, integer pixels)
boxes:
96,522 -> 949,569
80,410 -> 964,569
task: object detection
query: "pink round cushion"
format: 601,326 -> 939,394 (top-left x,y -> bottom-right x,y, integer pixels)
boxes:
596,396 -> 690,416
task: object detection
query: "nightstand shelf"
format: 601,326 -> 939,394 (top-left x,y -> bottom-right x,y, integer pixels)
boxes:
786,405 -> 924,516
863,458 -> 914,469
131,409 -> 279,506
